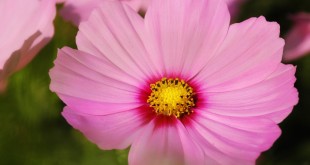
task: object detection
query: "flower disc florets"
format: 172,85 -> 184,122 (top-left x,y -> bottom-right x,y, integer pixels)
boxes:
147,78 -> 195,118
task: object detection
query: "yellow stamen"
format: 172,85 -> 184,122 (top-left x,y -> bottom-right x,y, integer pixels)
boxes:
147,78 -> 195,118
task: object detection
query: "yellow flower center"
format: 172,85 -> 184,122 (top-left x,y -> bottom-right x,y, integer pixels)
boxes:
147,78 -> 195,118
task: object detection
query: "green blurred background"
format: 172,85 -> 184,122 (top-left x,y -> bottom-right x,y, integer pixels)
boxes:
1,0 -> 310,164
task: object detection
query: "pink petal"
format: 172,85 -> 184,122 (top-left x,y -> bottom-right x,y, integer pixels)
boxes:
50,47 -> 149,116
60,0 -> 101,25
197,16 -> 284,91
129,117 -> 204,165
56,0 -> 66,3
60,0 -> 150,26
143,0 -> 230,77
0,0 -> 55,83
200,64 -> 298,123
62,106 -> 152,150
76,1 -> 159,80
283,12 -> 310,62
51,47 -> 154,150
49,48 -> 144,110
122,0 -> 151,13
185,112 -> 281,164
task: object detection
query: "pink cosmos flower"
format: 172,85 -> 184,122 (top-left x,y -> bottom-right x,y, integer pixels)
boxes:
50,0 -> 298,164
283,12 -> 310,62
60,0 -> 150,25
0,0 -> 56,91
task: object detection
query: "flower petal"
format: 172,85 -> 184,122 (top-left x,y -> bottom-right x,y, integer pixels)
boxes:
185,112 -> 281,164
62,106 -> 152,150
0,0 -> 55,79
50,48 -> 145,115
144,0 -> 230,77
125,0 -> 151,12
129,117 -> 204,165
76,0 -> 159,80
60,0 -> 102,25
197,16 -> 284,91
283,12 -> 310,62
201,64 -> 298,123
60,0 -> 149,26
15,0 -> 55,71
56,0 -> 66,3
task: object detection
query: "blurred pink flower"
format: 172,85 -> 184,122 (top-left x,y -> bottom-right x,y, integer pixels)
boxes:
0,0 -> 56,91
60,0 -> 150,25
283,12 -> 310,62
60,0 -> 245,26
50,0 -> 298,164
